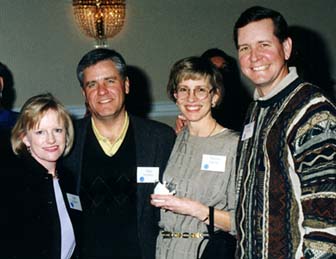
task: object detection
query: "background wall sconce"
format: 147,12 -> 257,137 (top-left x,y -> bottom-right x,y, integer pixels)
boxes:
72,0 -> 126,48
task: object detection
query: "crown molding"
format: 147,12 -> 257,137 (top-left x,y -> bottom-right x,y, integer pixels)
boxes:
67,101 -> 178,119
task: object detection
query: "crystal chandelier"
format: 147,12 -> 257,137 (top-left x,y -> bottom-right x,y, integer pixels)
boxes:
72,0 -> 126,47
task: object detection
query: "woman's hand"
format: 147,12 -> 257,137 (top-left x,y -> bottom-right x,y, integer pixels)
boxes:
151,194 -> 232,231
150,194 -> 208,220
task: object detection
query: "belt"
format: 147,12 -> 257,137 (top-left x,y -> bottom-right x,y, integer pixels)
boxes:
161,231 -> 209,239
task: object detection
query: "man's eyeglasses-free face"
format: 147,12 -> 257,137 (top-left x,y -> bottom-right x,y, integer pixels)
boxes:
175,86 -> 214,100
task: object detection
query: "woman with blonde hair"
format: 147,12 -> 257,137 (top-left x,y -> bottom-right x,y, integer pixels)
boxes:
0,93 -> 78,259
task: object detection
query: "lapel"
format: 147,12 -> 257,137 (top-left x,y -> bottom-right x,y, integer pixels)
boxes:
74,117 -> 91,194
59,177 -> 82,229
130,116 -> 157,222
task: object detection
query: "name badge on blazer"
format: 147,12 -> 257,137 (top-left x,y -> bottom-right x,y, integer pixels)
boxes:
137,167 -> 159,183
201,154 -> 226,172
66,193 -> 82,211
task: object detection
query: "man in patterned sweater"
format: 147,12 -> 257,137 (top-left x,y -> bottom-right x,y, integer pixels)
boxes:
234,6 -> 335,259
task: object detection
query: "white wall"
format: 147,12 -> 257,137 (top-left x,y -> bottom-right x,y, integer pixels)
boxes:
0,0 -> 335,126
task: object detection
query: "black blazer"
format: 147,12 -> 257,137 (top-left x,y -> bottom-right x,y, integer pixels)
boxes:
0,153 -> 80,259
61,115 -> 176,259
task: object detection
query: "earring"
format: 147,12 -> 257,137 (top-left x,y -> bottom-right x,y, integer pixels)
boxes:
27,146 -> 31,153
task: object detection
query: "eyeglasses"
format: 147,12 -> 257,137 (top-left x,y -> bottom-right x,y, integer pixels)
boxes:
175,86 -> 214,100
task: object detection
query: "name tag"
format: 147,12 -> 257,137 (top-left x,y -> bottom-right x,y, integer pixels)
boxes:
66,193 -> 82,211
241,121 -> 255,140
137,167 -> 159,183
201,154 -> 226,172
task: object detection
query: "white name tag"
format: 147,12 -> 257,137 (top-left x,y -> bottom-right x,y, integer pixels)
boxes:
137,167 -> 159,183
241,121 -> 255,141
201,154 -> 226,172
66,193 -> 82,211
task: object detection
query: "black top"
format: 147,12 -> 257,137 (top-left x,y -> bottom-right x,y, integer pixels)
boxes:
0,128 -> 15,165
61,115 -> 176,259
0,153 -> 79,259
80,122 -> 140,257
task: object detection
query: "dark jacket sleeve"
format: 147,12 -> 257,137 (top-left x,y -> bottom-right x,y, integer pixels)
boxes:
130,115 -> 176,259
60,117 -> 91,194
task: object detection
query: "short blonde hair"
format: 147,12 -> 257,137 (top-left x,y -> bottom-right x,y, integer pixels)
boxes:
11,93 -> 74,156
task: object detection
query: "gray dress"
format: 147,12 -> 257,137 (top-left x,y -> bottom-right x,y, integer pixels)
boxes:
156,128 -> 239,259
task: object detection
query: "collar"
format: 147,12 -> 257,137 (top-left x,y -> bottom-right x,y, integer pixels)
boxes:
21,152 -> 56,179
253,67 -> 299,101
91,112 -> 130,157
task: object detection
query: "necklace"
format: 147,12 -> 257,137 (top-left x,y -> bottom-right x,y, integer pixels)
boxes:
207,122 -> 217,137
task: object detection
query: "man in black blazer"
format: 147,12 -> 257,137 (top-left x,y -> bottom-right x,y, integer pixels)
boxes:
62,48 -> 176,259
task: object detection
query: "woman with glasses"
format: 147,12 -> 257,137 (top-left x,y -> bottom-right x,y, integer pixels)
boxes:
151,56 -> 238,259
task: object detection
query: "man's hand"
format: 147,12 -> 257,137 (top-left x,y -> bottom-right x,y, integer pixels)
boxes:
175,114 -> 187,134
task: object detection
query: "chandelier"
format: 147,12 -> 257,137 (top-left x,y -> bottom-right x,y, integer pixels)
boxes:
72,0 -> 126,47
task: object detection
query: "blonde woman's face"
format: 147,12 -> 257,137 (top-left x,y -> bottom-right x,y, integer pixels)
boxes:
22,109 -> 66,171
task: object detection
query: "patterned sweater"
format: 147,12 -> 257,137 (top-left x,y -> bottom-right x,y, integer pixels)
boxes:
235,68 -> 336,259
